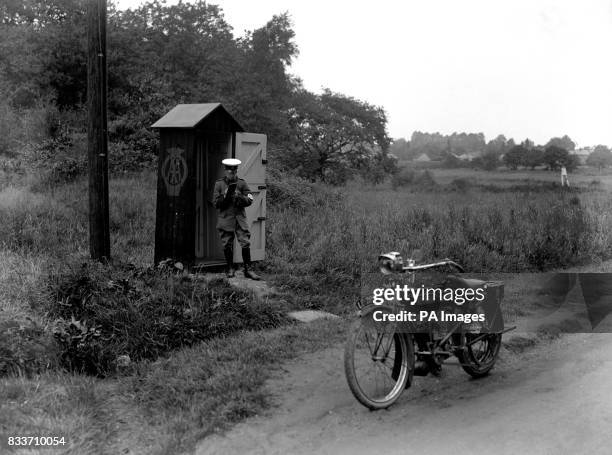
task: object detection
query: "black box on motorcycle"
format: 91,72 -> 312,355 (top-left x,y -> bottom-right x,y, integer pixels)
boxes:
482,281 -> 504,333
441,275 -> 505,333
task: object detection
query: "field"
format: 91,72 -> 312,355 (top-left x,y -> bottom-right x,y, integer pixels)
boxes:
431,167 -> 612,188
1,165 -> 612,453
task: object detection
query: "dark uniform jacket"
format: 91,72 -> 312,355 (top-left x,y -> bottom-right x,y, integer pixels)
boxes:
213,177 -> 252,231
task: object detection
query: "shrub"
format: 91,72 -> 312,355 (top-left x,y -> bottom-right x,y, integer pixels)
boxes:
391,167 -> 415,189
0,158 -> 26,188
43,261 -> 289,376
0,93 -> 63,156
0,97 -> 21,155
266,168 -> 343,210
0,319 -> 58,376
414,169 -> 437,189
24,132 -> 86,186
526,201 -> 593,270
25,132 -> 156,188
391,168 -> 437,190
448,177 -> 472,192
108,141 -> 157,174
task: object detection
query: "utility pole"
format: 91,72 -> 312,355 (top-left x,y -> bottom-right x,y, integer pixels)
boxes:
87,0 -> 110,260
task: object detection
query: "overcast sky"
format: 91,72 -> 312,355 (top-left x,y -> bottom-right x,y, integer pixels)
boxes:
115,0 -> 612,147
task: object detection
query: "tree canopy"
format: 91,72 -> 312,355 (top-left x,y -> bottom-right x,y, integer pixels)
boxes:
0,0 -> 396,183
586,145 -> 612,171
284,89 -> 392,184
543,145 -> 578,171
545,135 -> 575,152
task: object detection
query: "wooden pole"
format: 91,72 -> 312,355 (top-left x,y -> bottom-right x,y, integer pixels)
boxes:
87,0 -> 110,260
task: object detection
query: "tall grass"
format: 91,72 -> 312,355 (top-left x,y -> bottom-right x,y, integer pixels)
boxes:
2,169 -> 607,375
1,168 -> 612,450
0,172 -> 156,263
261,174 -> 611,315
1,171 -> 611,319
268,186 -> 612,277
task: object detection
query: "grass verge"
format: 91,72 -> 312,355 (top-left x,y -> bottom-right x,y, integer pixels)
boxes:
0,317 -> 348,455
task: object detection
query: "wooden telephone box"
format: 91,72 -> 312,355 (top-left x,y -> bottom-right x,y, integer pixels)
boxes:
152,103 -> 266,268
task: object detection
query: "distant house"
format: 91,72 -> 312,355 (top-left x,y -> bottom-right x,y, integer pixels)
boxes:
571,147 -> 593,165
414,153 -> 431,162
457,153 -> 477,161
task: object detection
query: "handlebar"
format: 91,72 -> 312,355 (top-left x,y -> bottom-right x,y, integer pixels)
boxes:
401,259 -> 464,273
378,252 -> 465,274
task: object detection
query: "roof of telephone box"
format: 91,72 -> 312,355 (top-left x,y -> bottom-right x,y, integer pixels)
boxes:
151,103 -> 243,130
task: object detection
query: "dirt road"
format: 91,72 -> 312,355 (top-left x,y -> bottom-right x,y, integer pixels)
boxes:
196,333 -> 612,455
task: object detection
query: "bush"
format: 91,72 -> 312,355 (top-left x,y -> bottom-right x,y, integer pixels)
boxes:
414,169 -> 437,188
0,158 -> 27,188
25,131 -> 156,187
391,168 -> 437,190
391,167 -> 415,189
526,201 -> 593,270
108,115 -> 159,156
0,319 -> 57,376
43,261 -> 289,376
24,132 -> 86,186
448,177 -> 472,192
266,168 -> 343,210
108,141 -> 157,174
0,93 -> 62,156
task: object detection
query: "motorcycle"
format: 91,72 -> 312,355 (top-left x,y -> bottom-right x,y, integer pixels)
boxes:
344,251 -> 516,410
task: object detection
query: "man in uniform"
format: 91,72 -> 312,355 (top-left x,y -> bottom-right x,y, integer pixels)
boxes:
213,158 -> 261,280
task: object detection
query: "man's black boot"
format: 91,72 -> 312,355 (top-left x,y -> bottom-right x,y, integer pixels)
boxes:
242,248 -> 261,280
224,247 -> 235,278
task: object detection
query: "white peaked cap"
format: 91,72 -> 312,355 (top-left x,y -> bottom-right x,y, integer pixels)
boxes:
222,158 -> 242,167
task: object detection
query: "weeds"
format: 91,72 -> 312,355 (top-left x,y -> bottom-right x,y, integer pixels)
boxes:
390,168 -> 437,190
42,260 -> 289,376
1,166 -> 612,451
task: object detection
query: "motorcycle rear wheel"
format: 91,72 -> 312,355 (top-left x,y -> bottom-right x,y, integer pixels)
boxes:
458,332 -> 502,378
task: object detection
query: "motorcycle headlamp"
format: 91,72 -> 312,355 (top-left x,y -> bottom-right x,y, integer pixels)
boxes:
378,252 -> 404,274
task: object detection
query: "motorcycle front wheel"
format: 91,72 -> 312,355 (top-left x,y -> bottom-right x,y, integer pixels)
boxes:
344,308 -> 413,410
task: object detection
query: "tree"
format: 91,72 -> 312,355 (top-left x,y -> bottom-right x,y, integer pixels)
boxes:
442,151 -> 463,168
546,135 -> 575,152
543,145 -> 578,171
586,145 -> 612,171
480,151 -> 499,170
359,149 -> 399,184
285,89 -> 391,184
524,147 -> 544,169
389,138 -> 411,160
471,151 -> 498,171
232,12 -> 299,145
0,0 -> 89,107
485,134 -> 508,156
1,2 -> 395,181
448,132 -> 486,156
409,131 -> 447,160
503,145 -> 528,170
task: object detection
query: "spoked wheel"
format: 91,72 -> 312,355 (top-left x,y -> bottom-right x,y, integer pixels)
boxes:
458,332 -> 502,378
344,309 -> 414,410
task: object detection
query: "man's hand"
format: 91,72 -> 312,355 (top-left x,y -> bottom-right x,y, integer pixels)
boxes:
224,183 -> 237,201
